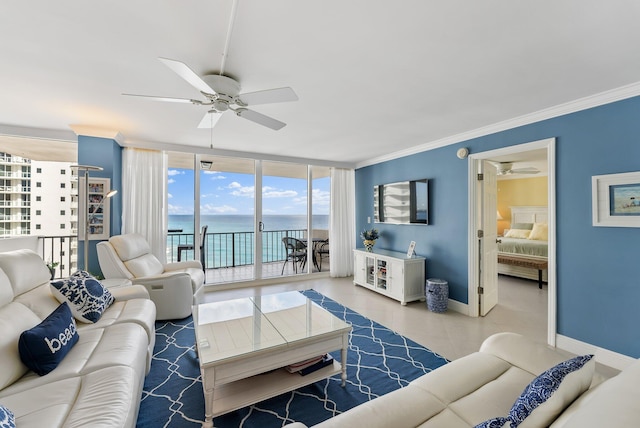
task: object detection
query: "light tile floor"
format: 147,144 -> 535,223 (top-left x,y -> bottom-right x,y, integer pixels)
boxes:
203,274 -> 545,360
202,273 -> 618,376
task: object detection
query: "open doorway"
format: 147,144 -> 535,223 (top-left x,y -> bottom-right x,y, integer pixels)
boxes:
468,138 -> 557,346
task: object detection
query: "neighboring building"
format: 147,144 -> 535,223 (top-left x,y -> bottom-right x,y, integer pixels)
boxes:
0,152 -> 78,276
30,160 -> 77,237
0,152 -> 32,237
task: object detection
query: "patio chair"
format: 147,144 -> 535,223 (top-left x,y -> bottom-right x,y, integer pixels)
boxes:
97,233 -> 204,320
315,239 -> 330,272
177,225 -> 208,273
281,236 -> 307,275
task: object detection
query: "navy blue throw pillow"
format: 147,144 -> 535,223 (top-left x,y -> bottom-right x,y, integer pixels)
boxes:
0,404 -> 15,428
18,302 -> 79,376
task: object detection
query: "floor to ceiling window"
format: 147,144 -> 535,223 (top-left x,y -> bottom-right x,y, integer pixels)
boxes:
167,152 -> 331,285
311,166 -> 331,273
0,138 -> 78,278
166,152 -> 195,264
260,161 -> 308,279
199,156 -> 256,283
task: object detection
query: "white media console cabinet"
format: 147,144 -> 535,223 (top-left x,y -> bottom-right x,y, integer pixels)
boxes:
353,248 -> 426,305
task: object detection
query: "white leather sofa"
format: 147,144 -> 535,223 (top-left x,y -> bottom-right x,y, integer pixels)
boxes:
97,233 -> 205,320
0,248 -> 156,428
285,332 -> 640,428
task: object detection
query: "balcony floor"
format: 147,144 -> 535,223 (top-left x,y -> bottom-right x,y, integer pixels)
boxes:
204,258 -> 329,284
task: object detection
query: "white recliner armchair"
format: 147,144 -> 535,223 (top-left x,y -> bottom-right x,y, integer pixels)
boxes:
97,233 -> 205,320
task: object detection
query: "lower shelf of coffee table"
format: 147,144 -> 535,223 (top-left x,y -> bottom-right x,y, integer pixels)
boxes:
212,361 -> 341,418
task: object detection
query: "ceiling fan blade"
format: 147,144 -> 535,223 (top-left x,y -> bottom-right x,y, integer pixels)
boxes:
236,109 -> 286,130
511,167 -> 540,174
197,111 -> 223,129
158,57 -> 215,94
122,93 -> 195,104
237,87 -> 298,106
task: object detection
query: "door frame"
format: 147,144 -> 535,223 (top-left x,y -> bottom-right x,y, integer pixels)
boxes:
467,137 -> 557,346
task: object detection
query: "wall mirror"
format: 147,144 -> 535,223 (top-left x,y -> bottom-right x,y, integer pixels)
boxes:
374,179 -> 428,224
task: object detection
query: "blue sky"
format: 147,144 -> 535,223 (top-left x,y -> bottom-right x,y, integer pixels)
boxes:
167,168 -> 330,216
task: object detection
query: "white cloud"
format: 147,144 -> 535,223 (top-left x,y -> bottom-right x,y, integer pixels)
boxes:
168,178 -> 175,184
168,204 -> 192,215
168,169 -> 183,176
228,182 -> 255,197
203,171 -> 226,180
262,186 -> 298,198
168,193 -> 173,199
201,204 -> 238,214
312,188 -> 331,206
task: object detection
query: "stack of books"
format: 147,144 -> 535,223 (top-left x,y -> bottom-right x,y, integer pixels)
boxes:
285,354 -> 334,376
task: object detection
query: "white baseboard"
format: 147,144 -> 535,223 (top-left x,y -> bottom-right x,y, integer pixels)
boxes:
556,334 -> 635,371
446,298 -> 469,315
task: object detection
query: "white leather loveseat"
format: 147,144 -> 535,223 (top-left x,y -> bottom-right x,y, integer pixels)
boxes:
286,332 -> 640,428
0,248 -> 156,427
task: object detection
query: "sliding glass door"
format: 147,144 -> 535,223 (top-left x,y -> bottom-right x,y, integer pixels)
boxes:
166,153 -> 195,265
311,166 -> 331,273
260,161 -> 308,279
167,152 -> 331,285
199,156 -> 256,283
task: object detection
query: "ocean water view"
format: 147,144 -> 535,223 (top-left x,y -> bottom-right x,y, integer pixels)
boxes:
168,214 -> 329,234
167,214 -> 329,270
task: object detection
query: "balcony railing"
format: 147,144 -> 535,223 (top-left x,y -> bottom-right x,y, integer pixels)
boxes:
0,155 -> 30,164
167,229 -> 307,269
30,229 -> 315,280
39,235 -> 77,279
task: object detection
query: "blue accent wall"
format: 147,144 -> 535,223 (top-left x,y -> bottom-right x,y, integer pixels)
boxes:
77,136 -> 122,274
355,95 -> 640,357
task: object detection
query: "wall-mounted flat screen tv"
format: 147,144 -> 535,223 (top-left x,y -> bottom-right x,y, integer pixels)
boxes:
374,179 -> 428,224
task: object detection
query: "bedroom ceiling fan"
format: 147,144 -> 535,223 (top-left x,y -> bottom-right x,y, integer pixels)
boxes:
492,161 -> 540,176
123,57 -> 298,130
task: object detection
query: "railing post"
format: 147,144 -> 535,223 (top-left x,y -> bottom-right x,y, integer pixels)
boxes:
231,232 -> 236,267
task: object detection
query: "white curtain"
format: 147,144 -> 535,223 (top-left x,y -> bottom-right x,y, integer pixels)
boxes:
329,168 -> 355,277
121,148 -> 168,263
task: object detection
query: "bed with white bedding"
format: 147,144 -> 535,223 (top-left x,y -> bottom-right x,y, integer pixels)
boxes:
498,206 -> 548,283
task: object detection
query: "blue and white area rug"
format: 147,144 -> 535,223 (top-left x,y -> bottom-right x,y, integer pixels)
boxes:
136,289 -> 448,428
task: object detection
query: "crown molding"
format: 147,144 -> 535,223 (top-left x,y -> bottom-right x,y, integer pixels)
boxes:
123,137 -> 356,170
0,124 -> 77,142
69,125 -> 125,145
356,81 -> 640,169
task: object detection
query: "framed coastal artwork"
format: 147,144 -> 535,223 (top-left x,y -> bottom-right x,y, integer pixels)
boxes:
592,171 -> 640,227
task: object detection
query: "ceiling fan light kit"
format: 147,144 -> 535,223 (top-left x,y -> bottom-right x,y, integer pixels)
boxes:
493,161 -> 540,176
125,57 -> 298,131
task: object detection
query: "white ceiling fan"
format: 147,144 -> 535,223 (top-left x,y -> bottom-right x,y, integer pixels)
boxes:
492,161 -> 540,176
123,57 -> 298,130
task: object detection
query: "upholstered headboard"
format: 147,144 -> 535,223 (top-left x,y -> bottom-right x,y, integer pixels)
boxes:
510,206 -> 548,226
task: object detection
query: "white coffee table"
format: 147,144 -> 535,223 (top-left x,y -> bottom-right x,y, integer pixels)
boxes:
193,291 -> 351,428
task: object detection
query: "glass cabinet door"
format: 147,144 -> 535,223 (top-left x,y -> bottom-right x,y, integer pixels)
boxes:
365,256 -> 376,286
376,258 -> 388,290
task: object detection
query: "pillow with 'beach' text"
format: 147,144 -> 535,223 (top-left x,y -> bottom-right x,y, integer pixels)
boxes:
18,302 -> 79,376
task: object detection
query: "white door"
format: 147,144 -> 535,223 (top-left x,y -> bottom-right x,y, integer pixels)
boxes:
479,160 -> 498,315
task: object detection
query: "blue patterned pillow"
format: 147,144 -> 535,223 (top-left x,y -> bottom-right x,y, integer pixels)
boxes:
509,355 -> 594,427
474,417 -> 509,427
18,302 -> 79,376
50,270 -> 115,323
0,404 -> 15,428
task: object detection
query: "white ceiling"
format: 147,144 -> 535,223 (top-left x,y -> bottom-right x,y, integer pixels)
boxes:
2,1 -> 640,168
